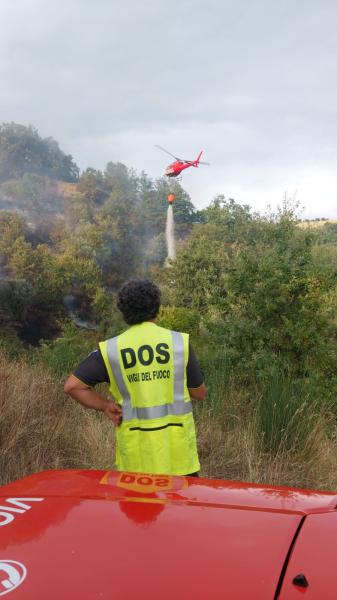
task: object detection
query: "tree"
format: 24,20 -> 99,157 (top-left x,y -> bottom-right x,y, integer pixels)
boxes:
78,168 -> 108,205
104,162 -> 138,199
161,200 -> 335,377
161,223 -> 228,314
0,212 -> 27,263
200,195 -> 256,242
0,122 -> 79,182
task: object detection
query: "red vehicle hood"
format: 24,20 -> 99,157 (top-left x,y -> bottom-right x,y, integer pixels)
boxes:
0,470 -> 336,600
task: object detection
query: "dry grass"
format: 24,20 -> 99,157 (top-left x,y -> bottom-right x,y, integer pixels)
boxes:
297,219 -> 337,229
1,351 -> 337,492
55,180 -> 80,198
196,384 -> 337,492
0,352 -> 115,486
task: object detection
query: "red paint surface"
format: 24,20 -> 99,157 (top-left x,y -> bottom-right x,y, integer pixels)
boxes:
279,512 -> 337,599
164,151 -> 204,177
0,471 -> 336,599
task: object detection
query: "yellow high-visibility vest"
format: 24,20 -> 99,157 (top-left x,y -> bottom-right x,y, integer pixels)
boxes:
99,321 -> 200,475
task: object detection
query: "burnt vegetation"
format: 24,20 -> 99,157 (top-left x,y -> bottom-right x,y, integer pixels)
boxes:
0,123 -> 198,345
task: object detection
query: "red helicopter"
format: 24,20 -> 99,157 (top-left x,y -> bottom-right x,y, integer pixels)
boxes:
155,145 -> 209,178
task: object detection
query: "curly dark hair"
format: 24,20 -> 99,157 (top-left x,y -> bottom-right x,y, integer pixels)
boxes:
117,279 -> 161,325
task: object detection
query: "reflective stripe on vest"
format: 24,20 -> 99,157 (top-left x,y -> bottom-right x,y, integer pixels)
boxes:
106,330 -> 192,422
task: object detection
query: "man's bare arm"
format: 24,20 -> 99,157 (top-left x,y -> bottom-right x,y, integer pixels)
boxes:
64,375 -> 122,425
188,383 -> 207,400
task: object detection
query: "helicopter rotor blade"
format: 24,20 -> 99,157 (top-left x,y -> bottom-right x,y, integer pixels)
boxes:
183,160 -> 210,166
155,145 -> 181,161
156,145 -> 210,165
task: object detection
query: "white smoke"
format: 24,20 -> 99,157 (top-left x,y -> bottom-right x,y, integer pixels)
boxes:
63,294 -> 97,330
165,204 -> 176,262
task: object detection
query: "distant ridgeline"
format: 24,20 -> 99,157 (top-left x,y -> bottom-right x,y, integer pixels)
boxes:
0,123 -> 78,218
0,122 -> 79,183
0,122 -> 199,346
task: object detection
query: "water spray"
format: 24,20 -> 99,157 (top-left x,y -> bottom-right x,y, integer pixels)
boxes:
165,192 -> 176,263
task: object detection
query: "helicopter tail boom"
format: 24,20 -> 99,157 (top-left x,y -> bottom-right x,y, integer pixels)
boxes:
194,150 -> 203,165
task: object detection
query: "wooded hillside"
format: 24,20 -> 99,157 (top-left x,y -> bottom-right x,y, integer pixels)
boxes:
1,122 -> 337,489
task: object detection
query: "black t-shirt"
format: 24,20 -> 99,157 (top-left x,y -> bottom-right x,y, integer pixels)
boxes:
73,343 -> 203,389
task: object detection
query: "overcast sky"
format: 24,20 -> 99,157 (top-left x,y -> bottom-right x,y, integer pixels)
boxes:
1,0 -> 337,217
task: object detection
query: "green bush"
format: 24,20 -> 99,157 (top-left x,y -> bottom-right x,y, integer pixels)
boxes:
33,322 -> 99,378
158,306 -> 201,336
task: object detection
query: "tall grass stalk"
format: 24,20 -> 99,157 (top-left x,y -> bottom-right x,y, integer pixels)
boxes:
257,373 -> 320,455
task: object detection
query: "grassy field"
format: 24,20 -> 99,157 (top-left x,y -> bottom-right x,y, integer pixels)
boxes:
297,219 -> 337,228
1,350 -> 337,491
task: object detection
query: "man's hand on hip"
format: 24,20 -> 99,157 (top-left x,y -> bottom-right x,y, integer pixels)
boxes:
104,400 -> 122,425
64,375 -> 122,425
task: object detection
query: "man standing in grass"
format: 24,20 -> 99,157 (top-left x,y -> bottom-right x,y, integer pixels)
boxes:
64,279 -> 206,476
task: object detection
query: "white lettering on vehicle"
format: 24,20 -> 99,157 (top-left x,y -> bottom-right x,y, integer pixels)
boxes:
0,560 -> 27,596
0,498 -> 44,527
